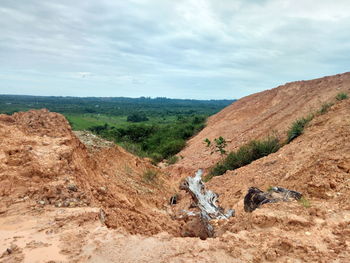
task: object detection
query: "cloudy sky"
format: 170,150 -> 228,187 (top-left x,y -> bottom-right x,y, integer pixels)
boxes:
1,0 -> 349,99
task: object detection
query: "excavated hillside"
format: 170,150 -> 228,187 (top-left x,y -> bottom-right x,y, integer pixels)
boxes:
169,72 -> 350,177
0,72 -> 350,262
0,109 -> 186,262
0,109 -> 182,236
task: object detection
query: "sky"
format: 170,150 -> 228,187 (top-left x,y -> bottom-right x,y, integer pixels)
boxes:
1,0 -> 350,100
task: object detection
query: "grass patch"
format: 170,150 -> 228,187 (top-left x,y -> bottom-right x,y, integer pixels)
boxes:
286,114 -> 313,143
336,92 -> 348,101
166,155 -> 179,165
142,169 -> 158,183
208,136 -> 281,179
298,196 -> 311,208
118,142 -> 146,157
318,102 -> 334,115
266,186 -> 274,192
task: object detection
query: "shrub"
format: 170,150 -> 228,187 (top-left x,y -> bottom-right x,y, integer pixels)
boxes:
204,138 -> 211,147
286,114 -> 313,143
158,139 -> 186,159
127,112 -> 149,122
89,123 -> 109,135
250,137 -> 280,158
209,136 -> 280,178
89,115 -> 206,161
205,164 -> 227,180
166,155 -> 179,165
214,136 -> 227,155
118,142 -> 145,157
298,196 -> 311,208
119,125 -> 156,143
143,169 -> 158,182
336,92 -> 348,101
318,102 -> 334,115
150,153 -> 163,164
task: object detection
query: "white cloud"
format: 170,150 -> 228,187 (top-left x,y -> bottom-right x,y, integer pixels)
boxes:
0,0 -> 349,99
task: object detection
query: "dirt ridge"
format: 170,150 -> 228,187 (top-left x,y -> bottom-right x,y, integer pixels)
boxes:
169,71 -> 350,178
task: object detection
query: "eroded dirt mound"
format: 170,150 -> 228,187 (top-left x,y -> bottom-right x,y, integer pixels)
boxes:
0,109 -> 180,237
170,72 -> 350,177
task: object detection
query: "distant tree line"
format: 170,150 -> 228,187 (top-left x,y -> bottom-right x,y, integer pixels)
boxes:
0,95 -> 234,117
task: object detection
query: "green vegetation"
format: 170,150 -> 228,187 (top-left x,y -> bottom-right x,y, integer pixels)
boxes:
336,92 -> 348,101
127,112 -> 149,122
88,115 -> 205,161
298,196 -> 311,208
206,96 -> 346,181
318,102 -> 334,115
214,136 -> 227,155
206,136 -> 280,180
204,136 -> 228,155
0,95 -> 234,162
286,114 -> 314,143
204,138 -> 211,147
166,155 -> 179,165
0,95 -> 233,117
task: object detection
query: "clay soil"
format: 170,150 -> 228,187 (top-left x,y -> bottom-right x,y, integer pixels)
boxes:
1,72 -> 350,262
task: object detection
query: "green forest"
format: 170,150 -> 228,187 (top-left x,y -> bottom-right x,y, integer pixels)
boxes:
0,95 -> 234,162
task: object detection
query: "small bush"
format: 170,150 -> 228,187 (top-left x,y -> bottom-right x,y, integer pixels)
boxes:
204,138 -> 211,147
214,136 -> 227,155
266,186 -> 274,192
318,102 -> 334,115
143,169 -> 158,182
127,112 -> 149,122
118,142 -> 145,157
286,114 -> 313,143
209,136 -> 280,177
336,92 -> 348,101
166,155 -> 179,165
158,139 -> 186,159
150,152 -> 163,164
203,173 -> 215,182
298,196 -> 311,208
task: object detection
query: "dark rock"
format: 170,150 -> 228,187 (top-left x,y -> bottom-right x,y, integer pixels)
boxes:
169,194 -> 178,205
244,187 -> 274,212
244,186 -> 303,212
98,186 -> 107,195
67,184 -> 78,192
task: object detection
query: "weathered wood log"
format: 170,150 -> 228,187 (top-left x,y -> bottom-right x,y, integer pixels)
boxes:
180,169 -> 234,237
244,186 -> 302,212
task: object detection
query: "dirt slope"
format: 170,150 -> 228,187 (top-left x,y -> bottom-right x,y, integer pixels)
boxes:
0,109 -> 181,237
1,72 -> 350,262
205,98 -> 350,261
170,72 -> 350,177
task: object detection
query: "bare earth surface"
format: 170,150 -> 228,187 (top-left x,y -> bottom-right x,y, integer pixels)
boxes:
169,72 -> 350,178
1,72 -> 350,262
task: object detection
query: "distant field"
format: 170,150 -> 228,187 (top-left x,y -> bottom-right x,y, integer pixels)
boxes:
65,113 -> 178,130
